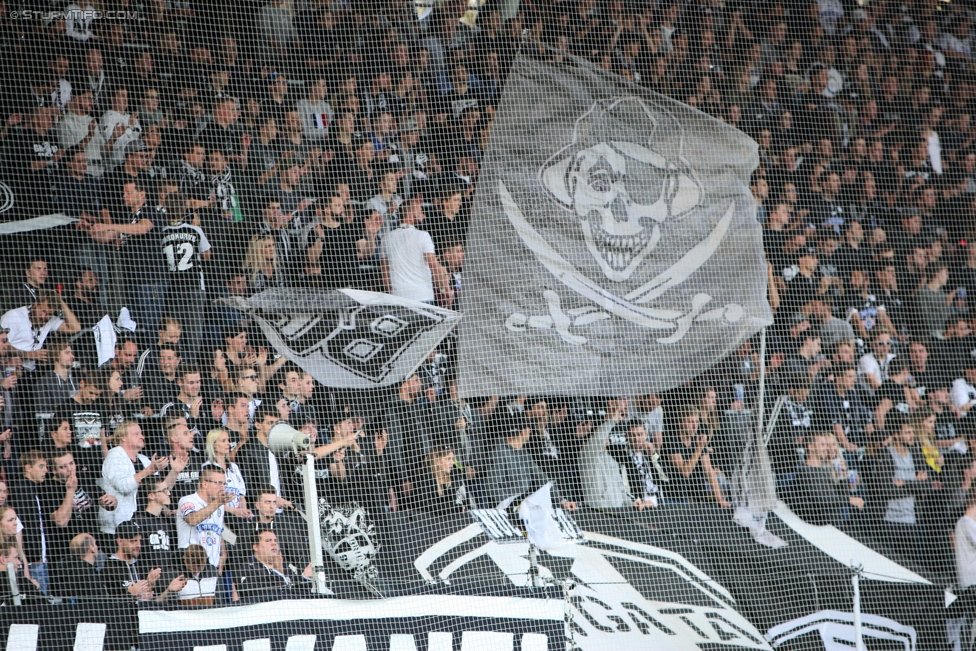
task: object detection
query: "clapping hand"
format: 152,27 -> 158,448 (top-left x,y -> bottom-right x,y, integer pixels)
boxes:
150,454 -> 171,473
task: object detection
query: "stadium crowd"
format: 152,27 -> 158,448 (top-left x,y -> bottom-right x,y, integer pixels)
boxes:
0,0 -> 973,607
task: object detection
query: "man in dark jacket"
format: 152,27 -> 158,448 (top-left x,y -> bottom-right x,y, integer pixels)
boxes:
486,414 -> 577,512
50,533 -> 105,600
381,374 -> 431,502
236,530 -> 313,602
791,433 -> 864,527
236,403 -> 292,506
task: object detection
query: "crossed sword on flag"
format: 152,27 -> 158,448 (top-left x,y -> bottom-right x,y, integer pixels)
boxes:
499,180 -> 745,345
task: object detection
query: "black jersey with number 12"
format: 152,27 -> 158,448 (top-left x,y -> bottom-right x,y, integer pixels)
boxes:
160,222 -> 212,293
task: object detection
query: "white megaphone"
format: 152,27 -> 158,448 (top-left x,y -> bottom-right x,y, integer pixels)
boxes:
267,421 -> 311,456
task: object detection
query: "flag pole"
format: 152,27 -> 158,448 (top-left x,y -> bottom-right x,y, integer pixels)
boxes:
756,327 -> 767,438
852,567 -> 866,651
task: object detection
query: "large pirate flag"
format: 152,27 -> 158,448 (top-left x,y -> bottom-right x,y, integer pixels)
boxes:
457,47 -> 773,397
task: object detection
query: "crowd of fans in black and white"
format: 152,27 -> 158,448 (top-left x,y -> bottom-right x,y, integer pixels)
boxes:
0,0 -> 975,609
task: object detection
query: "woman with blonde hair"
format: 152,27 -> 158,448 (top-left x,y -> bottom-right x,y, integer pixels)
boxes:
242,235 -> 278,291
202,429 -> 251,521
0,504 -> 31,586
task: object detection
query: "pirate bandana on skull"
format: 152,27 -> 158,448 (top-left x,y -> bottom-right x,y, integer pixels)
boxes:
540,97 -> 703,283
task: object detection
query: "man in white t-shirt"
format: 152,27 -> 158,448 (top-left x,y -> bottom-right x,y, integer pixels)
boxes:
380,194 -> 453,306
177,466 -> 231,569
952,361 -> 976,417
857,330 -> 895,392
0,291 -> 81,371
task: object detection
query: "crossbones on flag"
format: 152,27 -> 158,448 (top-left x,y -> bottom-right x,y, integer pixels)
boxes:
457,47 -> 773,397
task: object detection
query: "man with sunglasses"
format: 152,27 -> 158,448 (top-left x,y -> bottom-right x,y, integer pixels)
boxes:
177,466 -> 232,571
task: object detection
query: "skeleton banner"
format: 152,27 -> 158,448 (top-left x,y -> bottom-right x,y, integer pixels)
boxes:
457,48 -> 773,397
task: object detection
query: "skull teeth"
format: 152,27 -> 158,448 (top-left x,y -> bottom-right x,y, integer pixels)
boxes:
591,224 -> 653,271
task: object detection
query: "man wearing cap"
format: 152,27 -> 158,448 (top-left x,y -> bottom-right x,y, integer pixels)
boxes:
102,520 -> 186,601
380,194 -> 454,307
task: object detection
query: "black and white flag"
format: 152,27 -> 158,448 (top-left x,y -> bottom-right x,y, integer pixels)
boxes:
457,49 -> 773,396
220,288 -> 461,389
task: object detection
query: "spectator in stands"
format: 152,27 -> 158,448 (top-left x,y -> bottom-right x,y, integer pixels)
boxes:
234,484 -> 306,572
203,428 -> 250,523
0,539 -> 42,605
874,413 -> 938,564
236,529 -> 312,602
1,290 -> 81,371
108,337 -> 144,409
102,520 -> 186,602
90,180 -> 167,335
214,326 -> 285,396
219,392 -> 252,455
917,264 -> 961,340
47,447 -> 113,558
159,193 -> 212,363
297,77 -> 333,142
159,366 -> 206,441
873,358 -> 920,434
65,268 -> 107,329
793,432 -> 864,527
381,193 -> 453,306
177,465 -> 231,573
579,398 -> 631,508
610,417 -> 666,510
486,413 -> 577,511
8,255 -> 49,310
953,359 -> 976,417
236,403 -> 291,505
131,477 -> 178,582
165,417 -> 204,502
813,362 -> 875,454
6,107 -> 63,216
58,92 -> 106,178
99,420 -> 182,538
955,487 -> 976,597
144,344 -> 181,412
56,370 -> 108,458
9,449 -> 71,594
35,341 -> 78,415
177,142 -> 212,211
859,330 -> 896,393
663,404 -> 730,508
51,533 -> 104,600
411,445 -> 468,516
100,86 -> 141,165
176,544 -> 219,605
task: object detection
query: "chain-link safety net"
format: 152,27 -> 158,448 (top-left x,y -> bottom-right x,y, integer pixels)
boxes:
0,0 -> 972,649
